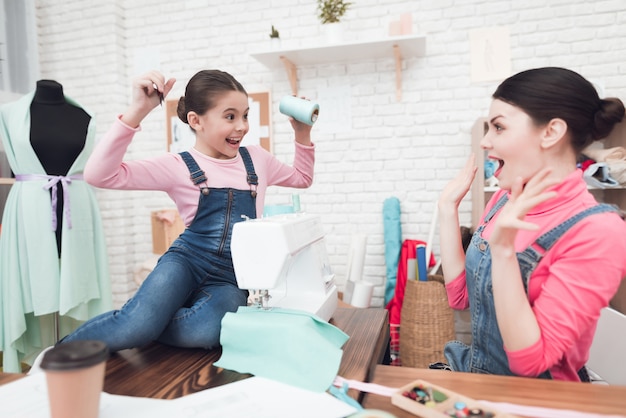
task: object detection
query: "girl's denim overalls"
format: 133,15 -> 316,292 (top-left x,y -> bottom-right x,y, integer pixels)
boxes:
444,194 -> 616,380
63,148 -> 258,352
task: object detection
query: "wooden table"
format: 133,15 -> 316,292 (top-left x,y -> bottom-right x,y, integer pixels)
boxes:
0,373 -> 23,386
0,308 -> 388,399
99,307 -> 388,399
362,365 -> 626,417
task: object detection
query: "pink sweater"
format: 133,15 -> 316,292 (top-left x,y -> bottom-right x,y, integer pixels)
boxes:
84,116 -> 315,225
446,170 -> 626,380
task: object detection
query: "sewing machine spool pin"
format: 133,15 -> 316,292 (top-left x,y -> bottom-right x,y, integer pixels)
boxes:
248,289 -> 272,310
260,289 -> 272,310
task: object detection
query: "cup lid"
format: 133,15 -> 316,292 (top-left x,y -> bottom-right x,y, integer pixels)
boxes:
40,340 -> 109,371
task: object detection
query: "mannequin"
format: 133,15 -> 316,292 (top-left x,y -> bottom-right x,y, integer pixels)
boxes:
0,80 -> 112,372
30,80 -> 90,256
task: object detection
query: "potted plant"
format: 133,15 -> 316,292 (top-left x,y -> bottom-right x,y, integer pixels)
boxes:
316,0 -> 352,24
316,0 -> 352,42
269,25 -> 281,48
269,25 -> 280,39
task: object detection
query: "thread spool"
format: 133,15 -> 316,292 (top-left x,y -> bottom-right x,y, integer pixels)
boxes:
279,96 -> 320,125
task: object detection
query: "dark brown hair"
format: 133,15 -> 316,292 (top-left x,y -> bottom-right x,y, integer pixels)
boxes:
493,67 -> 625,153
176,70 -> 247,126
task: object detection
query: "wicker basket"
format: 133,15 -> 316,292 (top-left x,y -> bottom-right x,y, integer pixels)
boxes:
399,275 -> 456,368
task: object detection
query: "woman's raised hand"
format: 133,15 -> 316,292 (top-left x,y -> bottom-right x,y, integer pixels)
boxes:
438,154 -> 477,214
489,168 -> 558,248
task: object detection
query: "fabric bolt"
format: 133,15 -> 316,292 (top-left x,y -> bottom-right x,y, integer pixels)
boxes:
444,169 -> 626,380
382,197 -> 402,306
215,306 -> 349,392
0,92 -> 111,373
386,239 -> 436,326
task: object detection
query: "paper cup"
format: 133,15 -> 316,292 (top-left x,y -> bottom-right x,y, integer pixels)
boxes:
40,340 -> 109,418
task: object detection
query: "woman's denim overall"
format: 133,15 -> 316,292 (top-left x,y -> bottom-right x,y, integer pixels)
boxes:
444,194 -> 616,379
63,148 -> 258,352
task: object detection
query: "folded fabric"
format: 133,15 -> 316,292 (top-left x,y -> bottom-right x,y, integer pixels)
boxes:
583,162 -> 619,188
214,306 -> 349,392
583,146 -> 626,162
606,160 -> 626,184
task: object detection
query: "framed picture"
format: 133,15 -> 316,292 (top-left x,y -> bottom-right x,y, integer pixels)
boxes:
166,92 -> 272,153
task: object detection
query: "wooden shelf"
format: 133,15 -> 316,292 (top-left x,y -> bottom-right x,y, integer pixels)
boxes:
250,34 -> 427,100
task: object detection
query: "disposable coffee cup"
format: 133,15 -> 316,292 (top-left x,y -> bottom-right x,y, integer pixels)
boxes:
40,340 -> 109,418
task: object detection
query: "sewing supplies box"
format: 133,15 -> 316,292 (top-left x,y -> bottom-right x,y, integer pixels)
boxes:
391,379 -> 514,418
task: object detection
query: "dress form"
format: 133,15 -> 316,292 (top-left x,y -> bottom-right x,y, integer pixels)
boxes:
0,84 -> 112,372
30,80 -> 90,256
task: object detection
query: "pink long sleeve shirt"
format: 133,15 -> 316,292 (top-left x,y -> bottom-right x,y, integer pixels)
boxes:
84,116 -> 315,225
446,170 -> 626,380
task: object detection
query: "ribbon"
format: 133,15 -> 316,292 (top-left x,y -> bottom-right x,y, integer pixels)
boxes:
15,173 -> 84,231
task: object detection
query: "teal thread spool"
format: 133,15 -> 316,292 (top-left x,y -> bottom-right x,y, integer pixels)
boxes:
279,96 -> 320,125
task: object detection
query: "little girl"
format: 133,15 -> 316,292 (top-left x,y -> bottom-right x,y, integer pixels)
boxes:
61,69 -> 315,351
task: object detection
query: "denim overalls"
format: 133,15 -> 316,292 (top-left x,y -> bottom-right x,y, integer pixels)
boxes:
444,194 -> 616,379
63,148 -> 258,352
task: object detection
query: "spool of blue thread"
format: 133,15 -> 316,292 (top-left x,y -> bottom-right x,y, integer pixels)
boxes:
279,95 -> 320,125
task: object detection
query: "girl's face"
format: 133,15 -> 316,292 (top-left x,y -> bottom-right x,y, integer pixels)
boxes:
191,90 -> 249,160
480,99 -> 546,190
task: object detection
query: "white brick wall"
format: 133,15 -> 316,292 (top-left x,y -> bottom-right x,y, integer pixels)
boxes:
33,0 -> 626,308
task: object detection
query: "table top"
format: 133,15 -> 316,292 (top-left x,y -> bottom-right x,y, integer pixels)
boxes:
362,365 -> 626,417
23,307 -> 387,400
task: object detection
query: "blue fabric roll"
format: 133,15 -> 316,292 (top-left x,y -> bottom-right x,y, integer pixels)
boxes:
382,197 -> 402,305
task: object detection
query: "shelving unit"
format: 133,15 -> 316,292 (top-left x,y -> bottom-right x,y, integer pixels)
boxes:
470,117 -> 626,228
250,34 -> 427,101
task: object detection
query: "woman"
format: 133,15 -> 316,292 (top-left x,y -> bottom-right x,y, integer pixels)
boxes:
438,67 -> 626,381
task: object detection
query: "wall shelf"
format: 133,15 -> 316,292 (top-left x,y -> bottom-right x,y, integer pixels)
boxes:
250,34 -> 426,101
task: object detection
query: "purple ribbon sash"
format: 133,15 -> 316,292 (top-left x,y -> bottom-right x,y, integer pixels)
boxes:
15,174 -> 84,231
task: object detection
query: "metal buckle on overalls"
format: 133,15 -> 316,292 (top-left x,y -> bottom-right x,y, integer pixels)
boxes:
247,174 -> 258,198
189,169 -> 207,185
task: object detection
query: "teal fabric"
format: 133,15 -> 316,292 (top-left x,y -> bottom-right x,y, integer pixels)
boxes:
215,307 -> 349,392
382,197 -> 402,305
0,92 -> 112,372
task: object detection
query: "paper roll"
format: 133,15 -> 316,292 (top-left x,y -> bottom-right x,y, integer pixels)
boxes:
347,234 -> 367,283
350,281 -> 374,308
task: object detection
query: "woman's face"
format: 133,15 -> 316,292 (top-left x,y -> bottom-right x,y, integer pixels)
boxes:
192,90 -> 249,160
480,99 -> 546,190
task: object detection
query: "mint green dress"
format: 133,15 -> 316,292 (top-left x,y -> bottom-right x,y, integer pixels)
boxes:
0,92 -> 111,372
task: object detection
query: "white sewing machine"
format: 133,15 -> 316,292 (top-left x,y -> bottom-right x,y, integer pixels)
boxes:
231,213 -> 338,321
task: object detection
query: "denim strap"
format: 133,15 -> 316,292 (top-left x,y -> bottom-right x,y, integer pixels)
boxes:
179,151 -> 207,185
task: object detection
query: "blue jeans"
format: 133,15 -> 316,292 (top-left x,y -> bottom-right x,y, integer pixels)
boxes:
62,242 -> 248,352
62,150 -> 258,352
